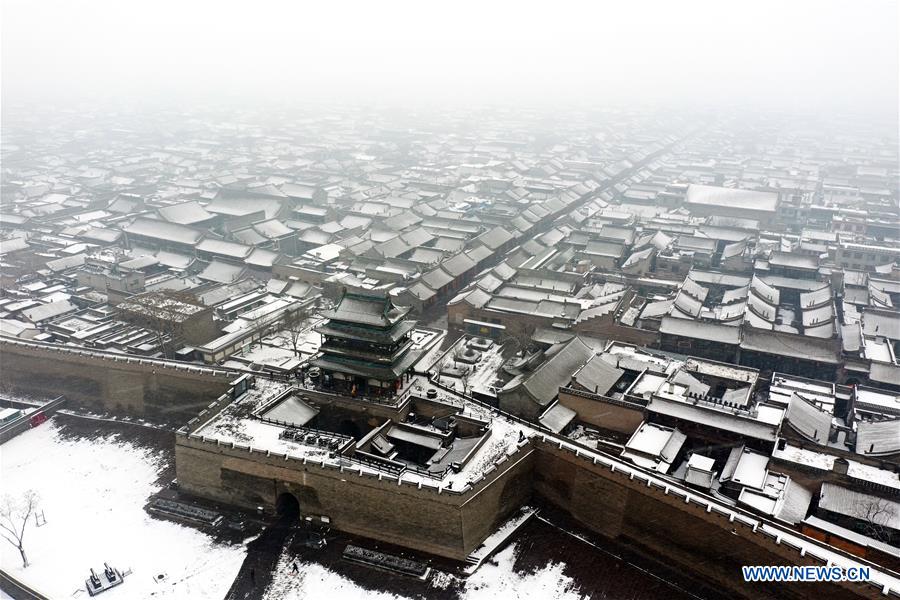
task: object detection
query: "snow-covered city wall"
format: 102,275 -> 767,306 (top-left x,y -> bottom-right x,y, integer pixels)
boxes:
0,337 -> 235,418
174,430 -> 537,561
533,437 -> 899,599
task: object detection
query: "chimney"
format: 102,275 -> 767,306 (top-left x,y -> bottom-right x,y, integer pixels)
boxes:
832,458 -> 849,476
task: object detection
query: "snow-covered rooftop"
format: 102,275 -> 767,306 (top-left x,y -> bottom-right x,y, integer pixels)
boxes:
190,376 -> 536,491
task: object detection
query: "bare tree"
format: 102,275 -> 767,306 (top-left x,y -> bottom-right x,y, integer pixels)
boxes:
860,496 -> 896,543
459,367 -> 471,396
0,490 -> 39,568
500,329 -> 533,357
279,305 -> 311,357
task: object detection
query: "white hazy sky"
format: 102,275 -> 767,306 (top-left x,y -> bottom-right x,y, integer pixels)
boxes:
2,0 -> 898,115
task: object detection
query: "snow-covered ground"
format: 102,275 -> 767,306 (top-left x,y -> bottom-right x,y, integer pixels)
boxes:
463,543 -> 585,600
262,551 -> 406,600
464,506 -> 536,572
261,541 -> 586,600
223,341 -> 302,371
0,420 -> 246,599
435,337 -> 505,398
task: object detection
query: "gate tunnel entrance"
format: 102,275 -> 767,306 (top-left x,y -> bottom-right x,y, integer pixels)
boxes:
276,492 -> 300,519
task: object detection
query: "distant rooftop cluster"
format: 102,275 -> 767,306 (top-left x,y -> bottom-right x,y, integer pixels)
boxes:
1,106 -> 898,564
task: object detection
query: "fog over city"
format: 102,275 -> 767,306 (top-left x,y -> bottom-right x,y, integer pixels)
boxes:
2,0 -> 898,117
1,2 -> 899,600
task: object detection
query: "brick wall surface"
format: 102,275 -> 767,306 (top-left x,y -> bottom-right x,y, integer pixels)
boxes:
175,435 -> 535,560
533,440 -> 893,600
0,341 -> 232,419
558,389 -> 645,435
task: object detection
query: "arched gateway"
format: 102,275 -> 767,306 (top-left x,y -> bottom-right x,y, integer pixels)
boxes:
275,492 -> 300,519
